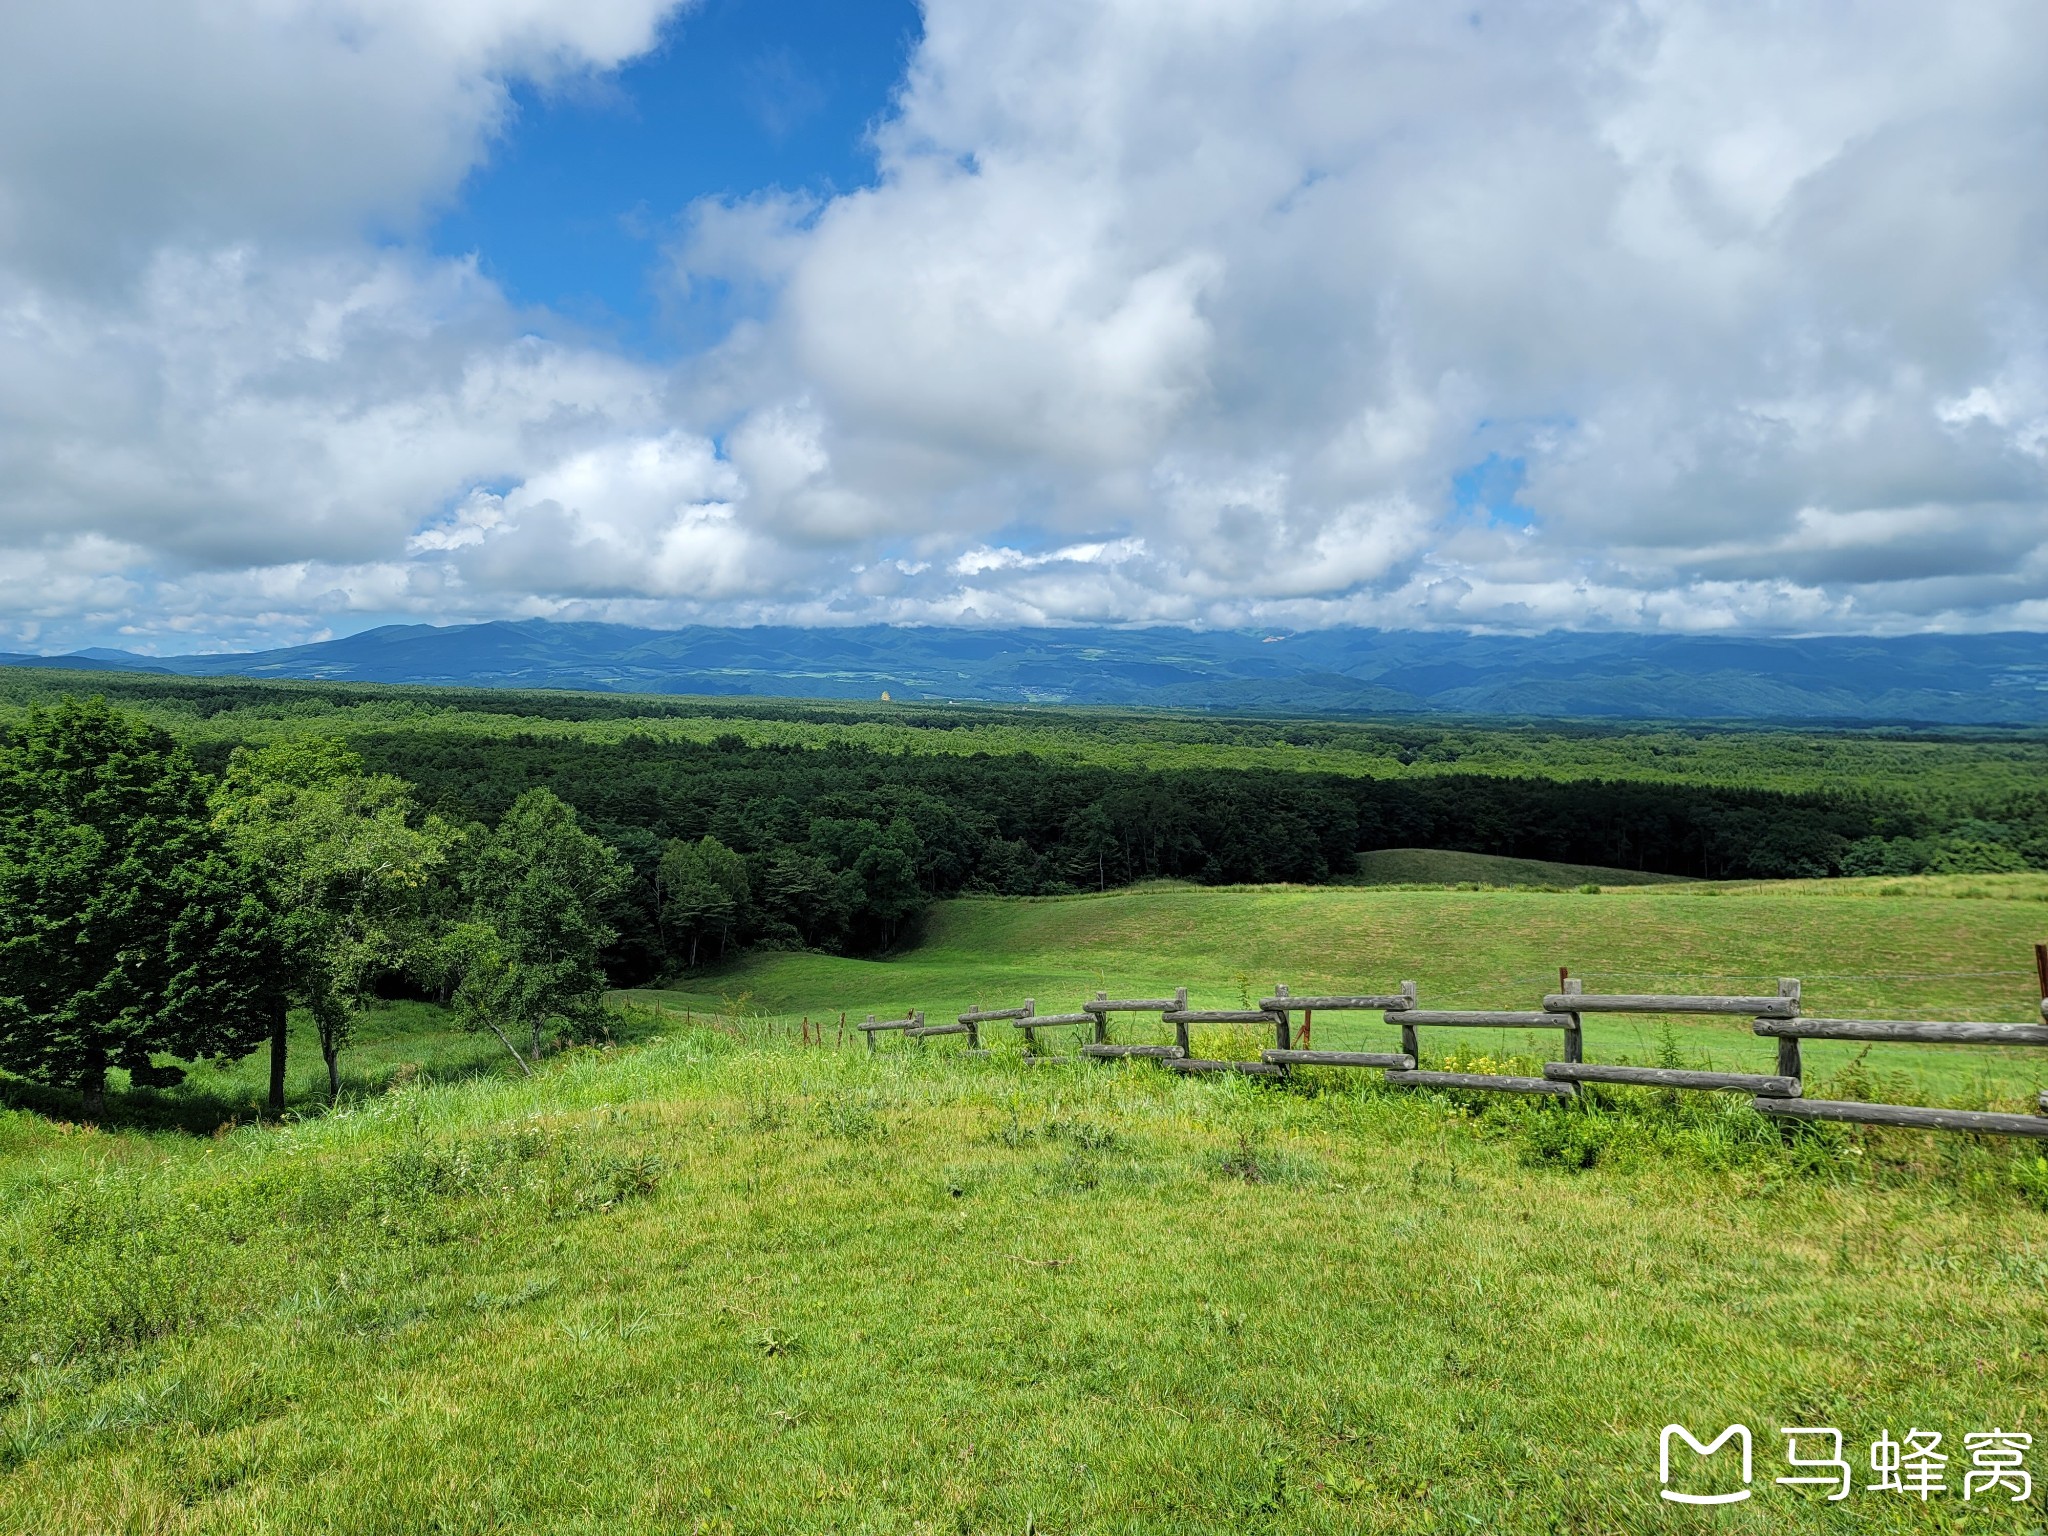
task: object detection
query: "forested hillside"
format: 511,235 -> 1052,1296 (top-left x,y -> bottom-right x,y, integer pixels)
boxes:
9,663 -> 2048,804
339,729 -> 1894,979
4,666 -> 2046,994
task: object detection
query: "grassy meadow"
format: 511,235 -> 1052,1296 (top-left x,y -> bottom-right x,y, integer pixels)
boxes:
1349,846 -> 1692,887
641,873 -> 2048,1105
6,876 -> 2048,1533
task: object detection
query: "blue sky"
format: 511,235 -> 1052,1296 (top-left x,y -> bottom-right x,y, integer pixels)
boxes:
0,0 -> 2043,652
429,0 -> 921,351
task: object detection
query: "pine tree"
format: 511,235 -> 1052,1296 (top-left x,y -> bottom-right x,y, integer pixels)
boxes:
0,699 -> 275,1115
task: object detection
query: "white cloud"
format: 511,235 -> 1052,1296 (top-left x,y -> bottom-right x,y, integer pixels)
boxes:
951,538 -> 1146,577
0,0 -> 680,287
1,0 -> 2046,651
663,0 -> 2048,636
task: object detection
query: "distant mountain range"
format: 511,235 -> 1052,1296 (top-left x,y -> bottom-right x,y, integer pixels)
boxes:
5,621 -> 2047,723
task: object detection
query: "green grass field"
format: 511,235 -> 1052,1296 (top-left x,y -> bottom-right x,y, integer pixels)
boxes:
1348,847 -> 1691,887
6,878 -> 2048,1533
640,876 -> 2048,1106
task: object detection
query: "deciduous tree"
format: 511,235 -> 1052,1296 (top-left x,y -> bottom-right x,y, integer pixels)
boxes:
656,834 -> 749,968
458,788 -> 629,1061
213,737 -> 453,1105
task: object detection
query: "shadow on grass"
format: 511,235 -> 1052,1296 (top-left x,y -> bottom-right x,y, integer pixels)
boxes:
0,1001 -> 675,1137
0,1073 -> 273,1137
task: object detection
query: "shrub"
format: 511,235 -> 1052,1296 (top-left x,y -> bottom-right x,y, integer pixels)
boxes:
1518,1107 -> 1611,1170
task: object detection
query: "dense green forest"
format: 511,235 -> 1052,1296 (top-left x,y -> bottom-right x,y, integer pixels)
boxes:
342,730 -> 1905,981
4,667 -> 2045,1003
8,663 -> 2048,804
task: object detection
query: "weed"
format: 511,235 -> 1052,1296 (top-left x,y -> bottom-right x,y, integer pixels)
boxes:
1815,1047 -> 1923,1107
815,1092 -> 885,1141
2011,1156 -> 2048,1212
1040,1148 -> 1103,1193
466,1277 -> 558,1313
1043,1116 -> 1119,1151
1212,1128 -> 1320,1185
0,1404 -> 54,1473
742,1086 -> 787,1133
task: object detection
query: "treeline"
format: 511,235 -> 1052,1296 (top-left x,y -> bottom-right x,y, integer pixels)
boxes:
316,731 -> 1916,983
15,664 -> 2048,811
0,701 -> 626,1114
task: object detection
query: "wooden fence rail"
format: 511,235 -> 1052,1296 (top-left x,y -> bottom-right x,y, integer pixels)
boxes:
844,963 -> 2048,1140
1014,1003 -> 1095,1063
859,1011 -> 922,1053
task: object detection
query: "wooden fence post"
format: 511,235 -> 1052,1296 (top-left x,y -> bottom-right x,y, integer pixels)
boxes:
1093,991 -> 1109,1045
1562,976 -> 1583,1065
1172,986 -> 1191,1057
1399,979 -> 1419,1065
864,1014 -> 877,1054
1773,978 -> 1803,1081
2035,942 -> 2047,1002
1272,984 -> 1292,1053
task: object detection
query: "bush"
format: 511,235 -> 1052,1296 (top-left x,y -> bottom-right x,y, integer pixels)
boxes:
1518,1107 -> 1611,1169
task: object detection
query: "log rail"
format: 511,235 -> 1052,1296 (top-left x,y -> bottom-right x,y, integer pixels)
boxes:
848,960 -> 2048,1140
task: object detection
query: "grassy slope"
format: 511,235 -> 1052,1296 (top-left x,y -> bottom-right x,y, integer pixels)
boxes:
640,877 -> 2048,1103
1349,847 -> 1691,887
7,879 -> 2048,1533
5,1028 -> 2047,1533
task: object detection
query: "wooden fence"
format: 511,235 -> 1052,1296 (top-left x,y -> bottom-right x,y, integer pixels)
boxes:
862,972 -> 2048,1140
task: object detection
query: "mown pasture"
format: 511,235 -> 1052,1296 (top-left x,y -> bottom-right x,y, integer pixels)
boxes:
1348,846 -> 1692,886
5,877 -> 2047,1533
641,875 -> 2048,1106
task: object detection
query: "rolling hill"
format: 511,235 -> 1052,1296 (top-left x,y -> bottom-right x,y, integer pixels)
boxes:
1347,848 -> 1692,887
8,619 -> 2048,721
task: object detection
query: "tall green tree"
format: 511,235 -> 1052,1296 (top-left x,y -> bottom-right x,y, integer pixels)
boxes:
1060,802 -> 1121,891
213,737 -> 453,1105
655,834 -> 749,968
458,788 -> 629,1061
807,815 -> 927,948
0,699 -> 275,1116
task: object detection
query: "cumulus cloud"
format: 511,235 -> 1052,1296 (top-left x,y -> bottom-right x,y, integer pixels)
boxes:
0,0 -> 678,286
672,0 -> 2048,635
1,0 -> 2045,650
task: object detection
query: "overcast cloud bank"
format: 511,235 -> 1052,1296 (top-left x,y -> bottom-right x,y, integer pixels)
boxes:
1,0 -> 2044,652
